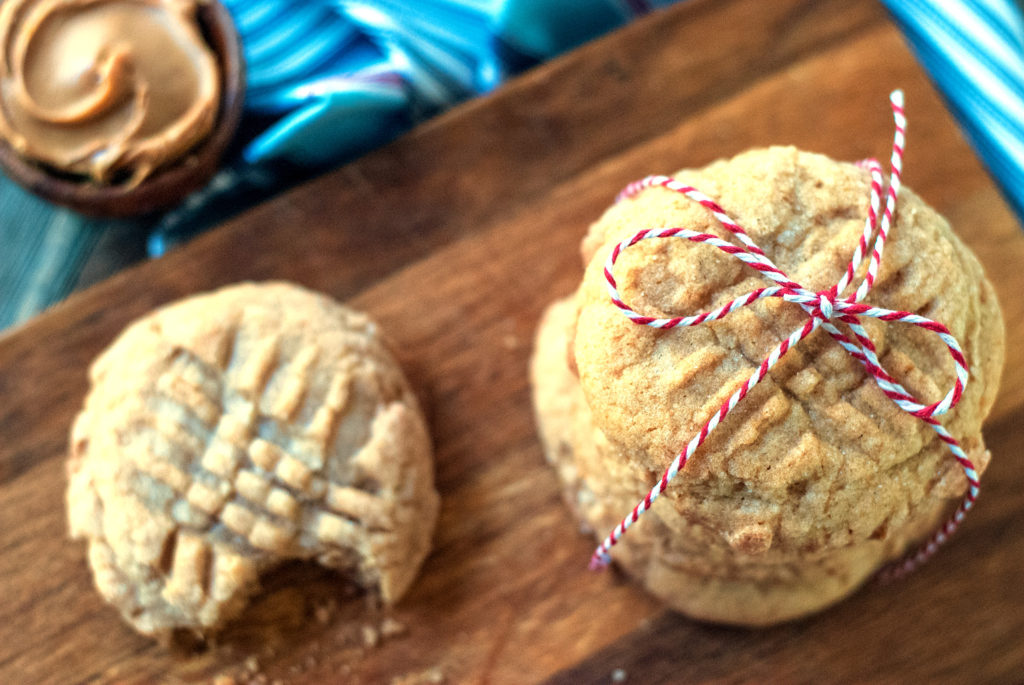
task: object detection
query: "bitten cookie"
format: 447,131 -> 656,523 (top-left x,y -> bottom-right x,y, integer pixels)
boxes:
67,282 -> 439,639
531,147 -> 1005,626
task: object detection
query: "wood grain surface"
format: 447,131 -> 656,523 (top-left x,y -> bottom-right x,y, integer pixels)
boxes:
2,0 -> 1023,683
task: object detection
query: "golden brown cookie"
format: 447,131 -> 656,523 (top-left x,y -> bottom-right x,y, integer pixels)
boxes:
67,282 -> 439,639
531,147 -> 1005,626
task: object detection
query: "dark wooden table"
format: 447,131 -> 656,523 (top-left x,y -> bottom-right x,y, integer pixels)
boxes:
2,0 -> 1023,682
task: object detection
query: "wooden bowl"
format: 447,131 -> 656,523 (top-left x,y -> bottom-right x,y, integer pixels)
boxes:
0,0 -> 245,217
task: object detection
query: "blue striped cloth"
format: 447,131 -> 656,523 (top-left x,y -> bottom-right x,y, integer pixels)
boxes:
0,0 -> 1022,331
881,0 -> 1024,220
148,0 -> 678,253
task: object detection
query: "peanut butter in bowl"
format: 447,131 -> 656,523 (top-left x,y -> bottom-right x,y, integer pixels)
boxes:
0,0 -> 243,215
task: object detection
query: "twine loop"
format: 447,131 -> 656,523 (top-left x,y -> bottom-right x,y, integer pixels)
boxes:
808,287 -> 837,320
590,92 -> 979,579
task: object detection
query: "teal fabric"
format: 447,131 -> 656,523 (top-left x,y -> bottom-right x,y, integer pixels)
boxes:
0,182 -> 107,329
497,0 -> 629,56
244,84 -> 409,166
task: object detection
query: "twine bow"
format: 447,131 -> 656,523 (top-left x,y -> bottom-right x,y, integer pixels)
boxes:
591,91 -> 978,579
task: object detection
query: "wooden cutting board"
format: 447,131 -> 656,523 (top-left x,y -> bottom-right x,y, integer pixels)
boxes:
2,0 -> 1023,682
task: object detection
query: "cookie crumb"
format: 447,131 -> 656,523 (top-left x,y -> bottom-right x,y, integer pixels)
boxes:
380,617 -> 407,639
314,600 -> 335,625
391,667 -> 444,685
362,624 -> 380,648
244,656 -> 260,674
212,676 -> 237,685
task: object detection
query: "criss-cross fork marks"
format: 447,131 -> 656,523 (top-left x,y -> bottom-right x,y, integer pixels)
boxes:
125,331 -> 393,610
590,92 -> 979,578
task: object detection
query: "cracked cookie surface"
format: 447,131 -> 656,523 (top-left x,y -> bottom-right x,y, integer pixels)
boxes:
532,147 -> 1005,625
67,282 -> 439,638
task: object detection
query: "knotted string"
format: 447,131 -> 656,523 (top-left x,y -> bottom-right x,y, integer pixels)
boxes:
590,91 -> 978,580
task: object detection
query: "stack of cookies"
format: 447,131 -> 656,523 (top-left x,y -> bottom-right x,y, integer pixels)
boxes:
531,147 -> 1004,625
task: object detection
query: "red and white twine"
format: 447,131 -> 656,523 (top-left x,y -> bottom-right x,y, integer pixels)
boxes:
591,91 -> 978,580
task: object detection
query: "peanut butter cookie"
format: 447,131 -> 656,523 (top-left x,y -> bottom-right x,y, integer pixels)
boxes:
531,147 -> 1004,625
67,282 -> 439,638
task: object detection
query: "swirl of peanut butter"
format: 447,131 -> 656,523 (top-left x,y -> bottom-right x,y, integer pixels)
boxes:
0,0 -> 220,185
